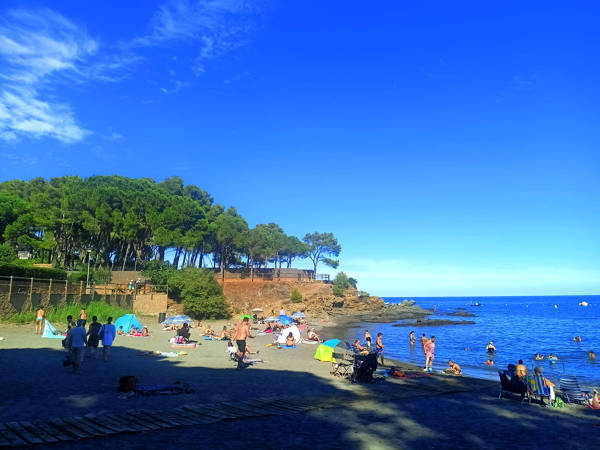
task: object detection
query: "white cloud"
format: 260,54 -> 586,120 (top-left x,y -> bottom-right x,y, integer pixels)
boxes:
0,9 -> 95,143
131,0 -> 255,63
340,258 -> 600,297
0,3 -> 259,143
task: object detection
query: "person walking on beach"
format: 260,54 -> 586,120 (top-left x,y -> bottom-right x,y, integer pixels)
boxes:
86,316 -> 102,358
234,317 -> 254,368
70,320 -> 87,373
376,332 -> 385,366
365,330 -> 372,348
35,307 -> 45,334
79,308 -> 87,327
424,336 -> 436,372
99,317 -> 116,362
66,315 -> 75,332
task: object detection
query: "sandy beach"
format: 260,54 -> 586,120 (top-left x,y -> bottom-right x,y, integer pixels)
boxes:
1,318 -> 599,449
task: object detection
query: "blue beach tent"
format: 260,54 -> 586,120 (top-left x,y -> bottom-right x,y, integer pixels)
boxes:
42,319 -> 64,339
114,314 -> 142,333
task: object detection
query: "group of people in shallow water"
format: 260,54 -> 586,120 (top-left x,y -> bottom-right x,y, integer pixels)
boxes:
405,328 -> 596,381
408,331 -> 437,372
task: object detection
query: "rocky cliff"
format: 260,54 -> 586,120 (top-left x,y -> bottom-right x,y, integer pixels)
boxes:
220,279 -> 430,321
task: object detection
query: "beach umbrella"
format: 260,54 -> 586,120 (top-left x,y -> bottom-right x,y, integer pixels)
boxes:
322,339 -> 341,348
162,315 -> 193,325
279,314 -> 292,325
239,314 -> 253,319
314,339 -> 341,362
264,317 -> 278,322
292,312 -> 306,319
251,308 -> 263,312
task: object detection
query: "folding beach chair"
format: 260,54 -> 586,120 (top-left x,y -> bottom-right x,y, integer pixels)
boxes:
330,350 -> 354,379
559,375 -> 589,405
498,370 -> 529,403
527,374 -> 552,405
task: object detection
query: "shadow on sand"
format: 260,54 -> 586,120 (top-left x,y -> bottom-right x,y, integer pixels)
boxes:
0,345 -> 599,449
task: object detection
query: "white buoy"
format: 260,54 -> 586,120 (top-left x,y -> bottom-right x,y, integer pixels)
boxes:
554,304 -> 558,309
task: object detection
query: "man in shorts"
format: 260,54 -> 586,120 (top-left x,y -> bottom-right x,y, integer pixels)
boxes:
234,317 -> 254,368
35,307 -> 45,334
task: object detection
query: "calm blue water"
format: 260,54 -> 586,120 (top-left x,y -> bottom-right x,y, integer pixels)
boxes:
346,296 -> 600,388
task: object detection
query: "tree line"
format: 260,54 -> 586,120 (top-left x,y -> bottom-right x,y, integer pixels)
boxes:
0,175 -> 341,280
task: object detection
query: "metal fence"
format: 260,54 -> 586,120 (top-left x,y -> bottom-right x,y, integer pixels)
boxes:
0,276 -> 136,316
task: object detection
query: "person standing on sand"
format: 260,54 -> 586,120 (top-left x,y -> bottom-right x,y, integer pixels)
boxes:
70,320 -> 87,373
35,307 -> 45,334
376,332 -> 385,366
79,308 -> 87,327
234,317 -> 254,368
424,336 -> 436,372
365,330 -> 372,348
99,317 -> 116,362
86,316 -> 102,358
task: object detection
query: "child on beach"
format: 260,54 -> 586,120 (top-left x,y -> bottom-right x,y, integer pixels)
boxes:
420,334 -> 428,353
365,330 -> 372,347
376,332 -> 385,366
424,336 -> 436,372
35,307 -> 45,334
445,360 -> 461,375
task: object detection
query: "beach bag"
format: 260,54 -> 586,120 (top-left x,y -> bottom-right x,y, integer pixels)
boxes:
62,333 -> 72,349
553,397 -> 565,408
355,354 -> 378,383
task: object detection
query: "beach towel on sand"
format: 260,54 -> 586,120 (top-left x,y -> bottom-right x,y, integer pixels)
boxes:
42,319 -> 64,339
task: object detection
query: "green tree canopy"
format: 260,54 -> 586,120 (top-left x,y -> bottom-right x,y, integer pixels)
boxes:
303,232 -> 341,275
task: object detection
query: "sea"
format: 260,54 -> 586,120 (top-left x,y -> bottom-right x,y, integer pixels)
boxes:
345,296 -> 600,388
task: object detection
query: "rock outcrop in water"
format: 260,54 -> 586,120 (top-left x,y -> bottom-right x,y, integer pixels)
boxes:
392,319 -> 476,327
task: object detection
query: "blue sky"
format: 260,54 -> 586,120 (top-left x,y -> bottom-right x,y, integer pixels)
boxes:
0,1 -> 598,296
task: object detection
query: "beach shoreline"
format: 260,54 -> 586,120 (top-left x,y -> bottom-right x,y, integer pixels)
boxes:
1,316 -> 599,449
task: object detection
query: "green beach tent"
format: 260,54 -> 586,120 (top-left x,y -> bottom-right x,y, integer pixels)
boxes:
314,339 -> 341,363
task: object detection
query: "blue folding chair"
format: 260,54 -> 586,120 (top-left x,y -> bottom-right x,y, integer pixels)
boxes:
528,374 -> 552,405
559,375 -> 589,404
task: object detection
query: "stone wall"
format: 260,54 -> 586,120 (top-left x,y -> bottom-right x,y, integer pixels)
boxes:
133,292 -> 168,316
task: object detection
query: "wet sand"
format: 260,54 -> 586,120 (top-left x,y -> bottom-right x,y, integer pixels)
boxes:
0,319 -> 598,449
